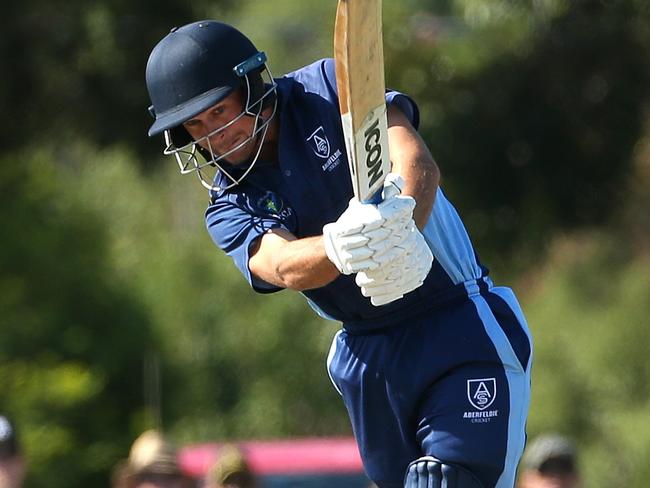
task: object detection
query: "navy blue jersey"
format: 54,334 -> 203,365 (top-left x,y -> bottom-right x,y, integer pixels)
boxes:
205,58 -> 488,328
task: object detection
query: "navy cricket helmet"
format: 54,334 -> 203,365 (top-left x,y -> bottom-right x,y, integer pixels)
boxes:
147,20 -> 262,136
145,20 -> 277,192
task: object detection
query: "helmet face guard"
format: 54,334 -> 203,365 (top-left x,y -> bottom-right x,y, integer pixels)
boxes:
146,20 -> 277,193
163,55 -> 277,192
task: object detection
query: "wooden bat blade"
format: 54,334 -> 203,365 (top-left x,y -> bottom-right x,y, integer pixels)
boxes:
334,0 -> 390,203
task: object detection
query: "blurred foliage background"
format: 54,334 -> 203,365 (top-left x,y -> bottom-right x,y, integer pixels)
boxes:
1,0 -> 649,486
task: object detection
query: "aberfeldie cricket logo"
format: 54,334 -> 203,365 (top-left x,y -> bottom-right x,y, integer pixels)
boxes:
363,116 -> 385,189
463,378 -> 499,423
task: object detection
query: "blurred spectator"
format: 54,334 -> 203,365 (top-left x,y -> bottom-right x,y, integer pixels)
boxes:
112,430 -> 194,488
0,415 -> 25,488
204,444 -> 257,488
517,433 -> 580,488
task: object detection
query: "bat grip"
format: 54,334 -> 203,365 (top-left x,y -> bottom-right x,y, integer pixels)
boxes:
363,188 -> 384,204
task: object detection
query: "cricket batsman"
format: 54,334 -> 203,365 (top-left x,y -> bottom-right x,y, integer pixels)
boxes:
145,19 -> 532,488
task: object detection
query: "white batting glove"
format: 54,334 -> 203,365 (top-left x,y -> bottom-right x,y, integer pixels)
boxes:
355,223 -> 433,306
322,173 -> 417,275
368,173 -> 417,265
323,199 -> 390,274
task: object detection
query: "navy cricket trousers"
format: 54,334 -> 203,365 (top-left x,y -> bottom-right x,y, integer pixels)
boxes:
327,282 -> 532,488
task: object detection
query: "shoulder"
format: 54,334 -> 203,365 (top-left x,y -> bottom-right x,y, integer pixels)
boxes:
205,186 -> 262,220
204,191 -> 244,232
206,184 -> 296,230
386,90 -> 420,130
281,58 -> 338,98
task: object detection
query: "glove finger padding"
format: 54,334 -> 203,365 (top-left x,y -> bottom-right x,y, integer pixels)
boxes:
376,195 -> 416,229
323,199 -> 394,274
323,175 -> 420,276
357,269 -> 424,305
324,224 -> 378,274
356,258 -> 422,292
371,221 -> 418,265
356,226 -> 434,305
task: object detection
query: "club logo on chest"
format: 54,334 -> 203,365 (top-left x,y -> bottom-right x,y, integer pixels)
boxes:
307,126 -> 343,172
307,126 -> 331,159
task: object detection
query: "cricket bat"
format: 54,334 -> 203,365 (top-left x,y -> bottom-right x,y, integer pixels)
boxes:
334,0 -> 391,203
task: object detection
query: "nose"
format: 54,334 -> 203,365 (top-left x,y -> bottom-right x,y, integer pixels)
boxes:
204,123 -> 229,148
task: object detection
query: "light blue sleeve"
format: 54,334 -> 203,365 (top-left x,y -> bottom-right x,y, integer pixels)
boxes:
204,195 -> 289,293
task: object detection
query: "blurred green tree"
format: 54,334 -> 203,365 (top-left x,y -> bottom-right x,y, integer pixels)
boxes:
384,0 -> 650,273
0,0 -> 235,160
0,150 -> 159,486
525,236 -> 650,487
63,146 -> 351,444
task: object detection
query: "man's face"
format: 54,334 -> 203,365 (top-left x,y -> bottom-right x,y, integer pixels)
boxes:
182,90 -> 259,166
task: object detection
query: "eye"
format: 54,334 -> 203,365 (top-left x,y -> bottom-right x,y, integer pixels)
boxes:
212,106 -> 225,116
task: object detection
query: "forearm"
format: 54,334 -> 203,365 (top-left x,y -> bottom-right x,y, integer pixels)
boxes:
393,151 -> 439,229
387,105 -> 440,229
249,231 -> 340,291
274,235 -> 340,290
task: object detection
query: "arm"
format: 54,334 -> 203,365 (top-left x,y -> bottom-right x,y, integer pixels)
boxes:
248,104 -> 438,292
386,103 -> 440,230
352,105 -> 436,306
249,228 -> 340,291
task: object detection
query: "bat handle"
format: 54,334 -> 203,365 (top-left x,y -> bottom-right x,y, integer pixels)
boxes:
362,188 -> 384,205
